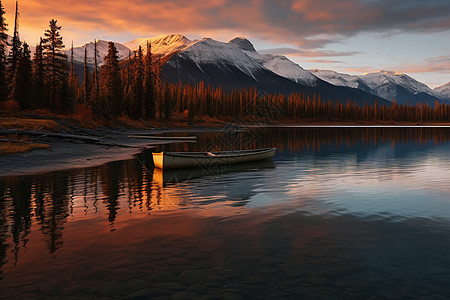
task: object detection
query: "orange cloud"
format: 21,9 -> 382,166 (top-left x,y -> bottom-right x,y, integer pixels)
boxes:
340,55 -> 450,76
3,0 -> 449,48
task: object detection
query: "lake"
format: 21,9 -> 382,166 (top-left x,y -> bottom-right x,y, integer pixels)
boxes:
1,127 -> 450,299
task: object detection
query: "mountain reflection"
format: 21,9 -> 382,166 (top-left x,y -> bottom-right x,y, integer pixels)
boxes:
0,127 -> 450,268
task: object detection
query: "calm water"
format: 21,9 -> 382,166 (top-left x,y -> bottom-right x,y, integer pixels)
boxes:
1,127 -> 450,299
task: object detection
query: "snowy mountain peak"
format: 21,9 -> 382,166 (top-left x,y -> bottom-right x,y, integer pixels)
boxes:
124,34 -> 193,57
67,39 -> 131,66
311,68 -> 447,104
310,69 -> 367,90
228,37 -> 256,52
364,70 -> 404,76
235,43 -> 319,86
154,34 -> 189,44
434,82 -> 450,99
180,37 -> 259,76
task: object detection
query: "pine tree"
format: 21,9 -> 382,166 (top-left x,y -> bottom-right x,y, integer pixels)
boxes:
68,41 -> 80,104
42,19 -> 71,112
32,38 -> 46,108
9,42 -> 32,109
99,42 -> 122,119
90,40 -> 99,111
0,0 -> 8,103
143,41 -> 155,119
7,1 -> 20,86
155,58 -> 163,119
131,45 -> 143,119
121,49 -> 132,117
83,45 -> 89,104
163,81 -> 172,120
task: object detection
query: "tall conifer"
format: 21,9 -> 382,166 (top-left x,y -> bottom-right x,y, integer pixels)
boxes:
42,19 -> 71,111
32,38 -> 46,108
68,41 -> 80,104
90,40 -> 99,111
7,0 -> 20,85
143,41 -> 155,119
131,45 -> 143,119
83,45 -> 89,104
99,42 -> 122,119
0,0 -> 8,103
9,42 -> 32,109
163,81 -> 171,120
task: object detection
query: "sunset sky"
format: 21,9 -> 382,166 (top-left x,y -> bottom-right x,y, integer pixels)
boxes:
3,0 -> 450,88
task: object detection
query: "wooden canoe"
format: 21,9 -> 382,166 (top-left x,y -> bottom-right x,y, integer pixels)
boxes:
152,148 -> 276,170
128,135 -> 197,140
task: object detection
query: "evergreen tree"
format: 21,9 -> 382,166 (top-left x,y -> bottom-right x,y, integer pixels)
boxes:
42,19 -> 71,112
83,45 -> 89,104
7,1 -> 20,86
121,49 -> 132,117
9,42 -> 32,109
131,45 -> 143,119
32,38 -> 46,108
155,58 -> 163,119
143,41 -> 155,119
99,42 -> 122,119
90,40 -> 99,111
68,41 -> 80,104
163,81 -> 171,120
0,0 -> 8,103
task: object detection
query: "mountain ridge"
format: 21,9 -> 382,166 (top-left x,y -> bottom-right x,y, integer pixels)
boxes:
63,34 -> 449,106
434,82 -> 450,99
311,69 -> 449,105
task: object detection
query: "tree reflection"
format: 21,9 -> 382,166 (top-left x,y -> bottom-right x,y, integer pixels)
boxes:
34,173 -> 70,254
0,181 -> 10,280
9,177 -> 33,263
0,127 -> 449,268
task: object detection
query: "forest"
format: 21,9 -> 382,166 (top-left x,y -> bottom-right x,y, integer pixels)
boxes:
1,1 -> 450,124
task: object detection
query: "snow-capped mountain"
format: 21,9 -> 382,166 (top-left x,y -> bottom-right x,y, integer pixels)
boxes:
64,33 -> 449,107
66,39 -> 131,66
175,37 -> 262,78
311,69 -> 448,105
229,37 -> 319,87
361,70 -> 443,100
162,36 -> 303,93
434,82 -> 450,99
124,34 -> 193,58
310,69 -> 372,92
158,35 -> 387,105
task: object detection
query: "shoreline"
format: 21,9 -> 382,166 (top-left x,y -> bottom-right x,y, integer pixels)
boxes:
2,120 -> 450,178
0,128 -> 220,178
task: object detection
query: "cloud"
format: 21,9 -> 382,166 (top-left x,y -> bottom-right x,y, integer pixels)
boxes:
304,59 -> 344,64
333,55 -> 450,79
397,55 -> 450,74
3,0 -> 449,48
259,48 -> 359,57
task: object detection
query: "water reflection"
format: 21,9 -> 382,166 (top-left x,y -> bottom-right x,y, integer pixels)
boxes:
0,127 -> 450,298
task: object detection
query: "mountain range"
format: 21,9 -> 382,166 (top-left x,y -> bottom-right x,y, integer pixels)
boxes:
37,34 -> 450,106
310,69 -> 449,106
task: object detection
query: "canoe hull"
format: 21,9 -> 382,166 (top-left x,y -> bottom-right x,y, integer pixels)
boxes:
152,148 -> 276,170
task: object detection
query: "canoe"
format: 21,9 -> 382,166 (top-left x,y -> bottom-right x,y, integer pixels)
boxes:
152,148 -> 276,170
128,135 -> 197,140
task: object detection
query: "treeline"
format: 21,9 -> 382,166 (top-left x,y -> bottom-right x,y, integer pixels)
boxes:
160,83 -> 450,122
1,1 -> 449,123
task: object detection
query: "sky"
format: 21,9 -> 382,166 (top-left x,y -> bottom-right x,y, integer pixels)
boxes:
3,0 -> 450,88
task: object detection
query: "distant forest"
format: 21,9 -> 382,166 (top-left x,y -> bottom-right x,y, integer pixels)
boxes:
1,1 -> 449,123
